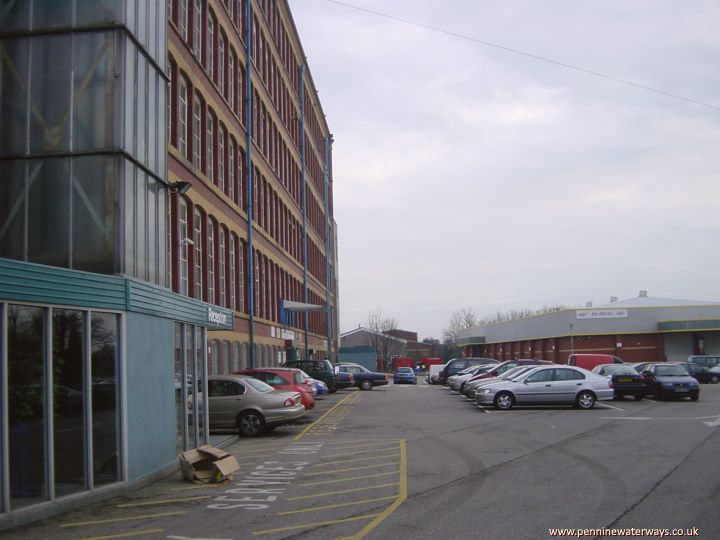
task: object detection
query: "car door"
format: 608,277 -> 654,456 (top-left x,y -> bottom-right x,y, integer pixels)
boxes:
208,380 -> 246,428
547,368 -> 586,403
515,368 -> 554,404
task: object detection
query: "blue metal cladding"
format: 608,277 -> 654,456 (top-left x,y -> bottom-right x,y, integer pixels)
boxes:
0,257 -> 233,330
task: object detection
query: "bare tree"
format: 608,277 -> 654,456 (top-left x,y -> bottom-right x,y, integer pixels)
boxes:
366,309 -> 402,370
443,307 -> 478,344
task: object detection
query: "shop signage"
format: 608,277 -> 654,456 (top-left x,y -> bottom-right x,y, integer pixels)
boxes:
576,309 -> 628,320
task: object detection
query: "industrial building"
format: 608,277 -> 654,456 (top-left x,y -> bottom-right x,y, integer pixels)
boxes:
0,0 -> 337,528
457,293 -> 720,363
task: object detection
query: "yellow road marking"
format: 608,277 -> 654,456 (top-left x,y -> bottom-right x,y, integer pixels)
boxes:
320,445 -> 399,459
322,438 -> 391,447
294,392 -> 359,441
287,482 -> 400,501
252,513 -> 382,535
60,511 -> 186,528
116,495 -> 210,507
341,439 -> 408,540
300,471 -> 398,487
308,452 -> 400,467
80,529 -> 164,540
303,461 -> 400,477
277,495 -> 397,515
170,484 -> 225,491
322,441 -> 401,451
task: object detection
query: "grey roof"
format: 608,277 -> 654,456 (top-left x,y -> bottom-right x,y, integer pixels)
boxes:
595,297 -> 719,308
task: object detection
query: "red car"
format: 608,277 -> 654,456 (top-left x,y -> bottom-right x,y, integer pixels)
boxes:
232,368 -> 315,410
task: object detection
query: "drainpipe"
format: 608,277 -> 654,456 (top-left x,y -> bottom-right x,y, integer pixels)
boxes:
299,64 -> 309,360
323,134 -> 333,361
245,0 -> 255,367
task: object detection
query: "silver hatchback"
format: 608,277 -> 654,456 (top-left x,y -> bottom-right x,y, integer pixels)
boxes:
475,365 -> 613,410
193,375 -> 307,437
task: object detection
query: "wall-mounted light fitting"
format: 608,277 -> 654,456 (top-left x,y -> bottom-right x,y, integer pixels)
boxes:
169,180 -> 192,194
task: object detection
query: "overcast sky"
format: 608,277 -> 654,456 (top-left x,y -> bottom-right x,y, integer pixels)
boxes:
289,0 -> 720,340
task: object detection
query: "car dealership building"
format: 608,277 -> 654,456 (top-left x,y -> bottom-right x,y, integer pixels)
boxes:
457,294 -> 720,364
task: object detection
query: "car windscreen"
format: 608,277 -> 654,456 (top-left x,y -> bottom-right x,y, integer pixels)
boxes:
397,368 -> 413,373
243,378 -> 275,392
655,365 -> 689,377
505,367 -> 533,381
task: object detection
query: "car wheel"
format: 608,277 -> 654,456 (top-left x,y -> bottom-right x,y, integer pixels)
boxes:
634,395 -> 643,401
711,375 -> 719,384
494,392 -> 514,410
237,411 -> 266,437
613,394 -> 622,400
328,386 -> 338,394
360,380 -> 373,391
575,391 -> 595,410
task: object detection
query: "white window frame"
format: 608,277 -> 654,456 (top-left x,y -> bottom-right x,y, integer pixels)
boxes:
193,209 -> 203,299
229,235 -> 237,311
206,113 -> 214,182
218,126 -> 225,192
219,228 -> 226,307
179,199 -> 189,296
178,77 -> 188,157
192,95 -> 202,168
207,220 -> 216,304
193,0 -> 202,59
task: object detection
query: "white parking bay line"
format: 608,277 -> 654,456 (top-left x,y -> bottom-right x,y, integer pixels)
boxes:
596,403 -> 625,411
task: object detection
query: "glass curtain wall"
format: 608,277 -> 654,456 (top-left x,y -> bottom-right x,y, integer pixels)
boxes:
0,2 -> 168,287
4,303 -> 121,512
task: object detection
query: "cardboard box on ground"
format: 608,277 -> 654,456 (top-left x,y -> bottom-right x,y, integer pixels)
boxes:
178,445 -> 240,483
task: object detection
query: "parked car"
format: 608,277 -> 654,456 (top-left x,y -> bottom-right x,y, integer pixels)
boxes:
335,370 -> 355,389
591,364 -> 647,400
337,363 -> 389,390
439,357 -> 499,385
466,366 -> 539,399
630,362 -> 654,374
447,364 -> 495,392
284,359 -> 338,393
393,367 -> 417,385
195,375 -> 306,437
688,355 -> 720,369
232,368 -> 315,410
475,366 -> 613,410
463,359 -> 553,395
675,362 -> 719,384
641,364 -> 700,401
426,363 -> 448,385
567,353 -> 624,371
311,378 -> 328,395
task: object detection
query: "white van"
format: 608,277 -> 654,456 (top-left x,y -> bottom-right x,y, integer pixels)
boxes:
426,363 -> 447,385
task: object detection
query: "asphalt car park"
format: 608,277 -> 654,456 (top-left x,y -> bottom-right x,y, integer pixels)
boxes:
7,379 -> 720,540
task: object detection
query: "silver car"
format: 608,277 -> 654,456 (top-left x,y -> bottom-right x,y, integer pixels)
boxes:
475,365 -> 613,410
196,375 -> 306,437
448,364 -> 495,392
468,366 -> 538,400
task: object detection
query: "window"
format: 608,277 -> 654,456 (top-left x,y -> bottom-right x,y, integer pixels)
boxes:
228,139 -> 235,203
229,235 -> 236,310
217,126 -> 225,192
218,228 -> 226,307
209,380 -> 243,397
178,77 -> 188,157
554,369 -> 585,381
238,241 -> 245,313
178,199 -> 189,296
206,112 -> 215,181
207,220 -> 216,303
193,209 -> 203,299
526,369 -> 553,383
206,13 -> 215,77
228,51 -> 235,110
192,0 -> 202,59
218,34 -> 225,95
178,0 -> 188,40
192,95 -> 202,168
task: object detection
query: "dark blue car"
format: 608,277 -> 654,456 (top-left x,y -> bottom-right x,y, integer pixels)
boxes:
337,363 -> 389,391
392,367 -> 417,385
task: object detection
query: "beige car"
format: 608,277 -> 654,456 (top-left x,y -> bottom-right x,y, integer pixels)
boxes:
195,375 -> 306,437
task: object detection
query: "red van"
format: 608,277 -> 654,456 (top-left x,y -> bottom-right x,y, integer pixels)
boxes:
567,353 -> 623,371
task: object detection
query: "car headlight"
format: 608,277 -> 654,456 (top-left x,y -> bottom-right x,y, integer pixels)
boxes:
479,389 -> 492,394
